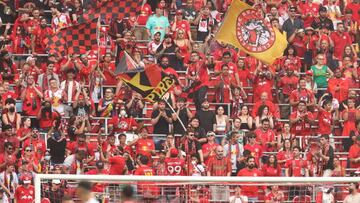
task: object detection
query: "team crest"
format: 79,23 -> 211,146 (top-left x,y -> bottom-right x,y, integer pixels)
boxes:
236,9 -> 275,52
118,121 -> 129,129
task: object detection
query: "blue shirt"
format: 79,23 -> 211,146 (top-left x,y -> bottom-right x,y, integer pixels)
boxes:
145,15 -> 170,40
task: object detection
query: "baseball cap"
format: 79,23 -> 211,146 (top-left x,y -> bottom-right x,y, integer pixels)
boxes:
22,175 -> 32,184
206,131 -> 216,137
170,148 -> 179,156
306,70 -> 313,76
319,6 -> 327,12
52,179 -> 61,184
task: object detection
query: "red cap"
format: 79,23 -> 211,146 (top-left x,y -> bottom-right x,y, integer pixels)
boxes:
22,174 -> 32,184
306,70 -> 313,76
170,148 -> 179,156
78,94 -> 84,100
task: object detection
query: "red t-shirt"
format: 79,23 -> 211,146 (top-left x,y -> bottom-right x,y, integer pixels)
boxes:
237,68 -> 252,87
108,116 -> 138,133
1,91 -> 17,105
290,111 -> 314,136
278,75 -> 299,96
0,153 -> 17,171
85,169 -> 109,192
349,144 -> 360,169
109,156 -> 126,175
330,31 -> 352,60
252,100 -> 279,118
277,150 -> 294,168
237,168 -> 263,197
244,144 -> 263,165
22,86 -> 42,116
289,89 -> 315,108
318,109 -> 332,135
214,61 -> 237,77
253,79 -> 273,103
254,129 -> 276,152
15,185 -> 35,203
328,78 -> 349,103
202,142 -> 219,165
23,139 -> 46,155
262,164 -> 281,176
207,156 -> 231,176
285,158 -> 308,177
165,157 -> 185,176
135,138 -> 155,157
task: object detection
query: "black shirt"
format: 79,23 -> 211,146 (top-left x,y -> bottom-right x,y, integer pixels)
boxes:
47,136 -> 67,164
282,17 -> 304,39
195,109 -> 216,133
173,108 -> 190,134
151,109 -> 172,134
323,146 -> 335,170
311,17 -> 334,31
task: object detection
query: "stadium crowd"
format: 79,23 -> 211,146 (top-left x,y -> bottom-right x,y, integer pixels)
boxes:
1,0 -> 360,202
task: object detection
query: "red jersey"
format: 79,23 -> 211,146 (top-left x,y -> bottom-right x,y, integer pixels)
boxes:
31,26 -> 53,53
254,129 -> 276,152
328,78 -> 349,102
349,144 -> 360,169
202,142 -> 219,165
278,75 -> 299,96
165,157 -> 185,176
289,89 -> 315,108
101,62 -> 117,85
207,156 -> 231,176
253,79 -> 273,103
265,192 -> 284,202
285,158 -> 308,177
108,116 -> 138,133
135,138 -> 155,157
317,109 -> 332,135
262,164 -> 281,176
109,156 -> 126,175
244,144 -> 263,165
299,3 -> 319,27
214,61 -> 237,77
341,109 -> 358,136
330,31 -> 352,60
137,3 -> 152,25
23,138 -> 46,155
252,100 -> 279,118
186,62 -> 209,92
1,91 -> 17,105
237,168 -> 263,197
171,19 -> 191,38
0,153 -> 17,171
22,86 -> 42,116
290,111 -> 315,136
237,68 -> 252,87
15,185 -> 35,203
277,150 -> 294,168
85,169 -> 109,192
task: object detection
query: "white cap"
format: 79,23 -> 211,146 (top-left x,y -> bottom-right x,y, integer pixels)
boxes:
52,179 -> 61,184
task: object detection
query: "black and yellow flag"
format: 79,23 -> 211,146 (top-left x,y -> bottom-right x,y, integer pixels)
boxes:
119,64 -> 174,103
215,0 -> 288,64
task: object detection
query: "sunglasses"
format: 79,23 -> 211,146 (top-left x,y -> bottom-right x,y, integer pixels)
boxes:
25,149 -> 32,152
7,147 -> 13,150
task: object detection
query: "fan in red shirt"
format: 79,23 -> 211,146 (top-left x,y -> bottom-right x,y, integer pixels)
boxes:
85,161 -> 109,192
0,142 -> 17,172
108,106 -> 138,133
265,185 -> 285,203
330,22 -> 352,60
134,156 -> 159,199
289,101 -> 315,137
317,95 -> 337,135
253,65 -> 274,103
252,92 -> 280,119
348,136 -> 360,169
100,144 -> 128,175
328,68 -> 349,103
15,174 -> 35,203
262,154 -> 281,177
277,67 -> 299,100
128,128 -> 155,159
1,81 -> 17,105
207,146 -> 231,176
165,148 -> 186,176
236,58 -> 252,87
237,156 -> 263,201
285,146 -> 309,177
20,75 -> 43,116
31,17 -> 53,54
202,132 -> 219,165
213,64 -> 238,103
22,128 -> 46,156
171,9 -> 192,40
254,118 -> 277,152
289,78 -> 316,110
185,51 -> 209,110
244,133 -> 263,166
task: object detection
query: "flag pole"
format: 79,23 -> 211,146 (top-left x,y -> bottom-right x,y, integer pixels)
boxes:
164,100 -> 187,132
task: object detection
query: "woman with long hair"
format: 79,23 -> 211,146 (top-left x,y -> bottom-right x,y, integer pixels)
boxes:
174,29 -> 192,59
277,122 -> 296,148
277,139 -> 293,175
214,105 -> 230,135
262,154 -> 281,177
37,101 -> 59,132
237,105 -> 253,132
255,105 -> 274,129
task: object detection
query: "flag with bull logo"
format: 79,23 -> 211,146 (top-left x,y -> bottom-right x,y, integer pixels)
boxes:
215,0 -> 288,64
116,57 -> 174,102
